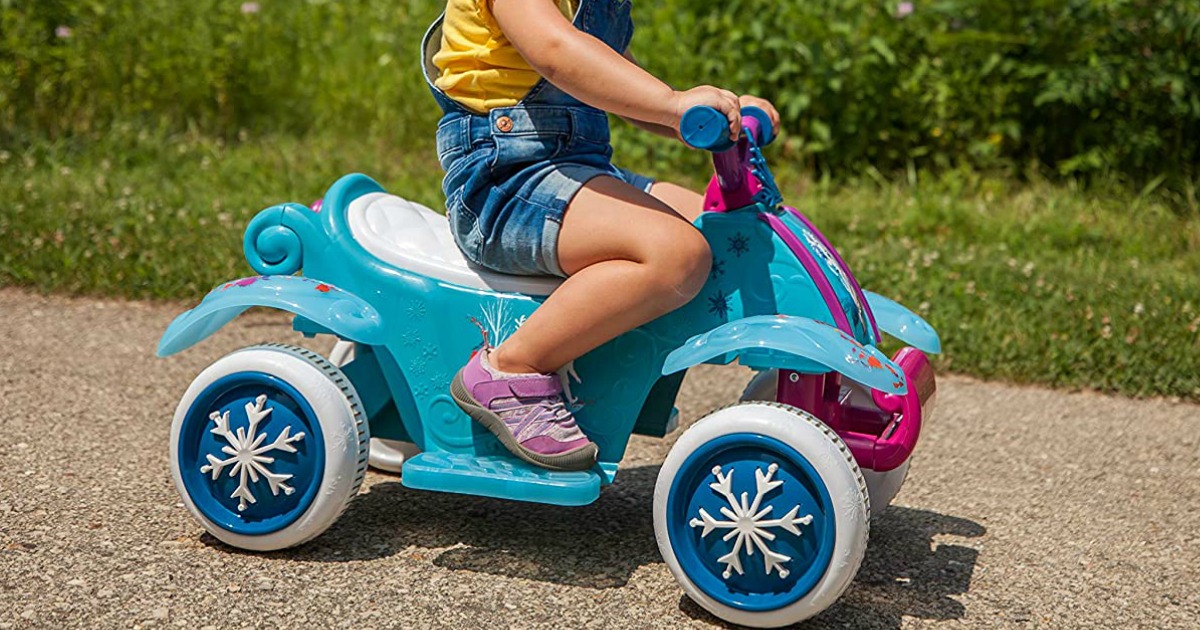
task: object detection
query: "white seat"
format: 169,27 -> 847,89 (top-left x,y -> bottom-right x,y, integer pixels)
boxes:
346,192 -> 564,296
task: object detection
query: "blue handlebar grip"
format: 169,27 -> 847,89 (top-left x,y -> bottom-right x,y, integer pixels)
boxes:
681,106 -> 735,152
741,105 -> 776,146
681,105 -> 776,151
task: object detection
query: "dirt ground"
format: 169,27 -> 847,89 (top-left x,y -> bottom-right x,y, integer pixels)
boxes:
0,289 -> 1196,629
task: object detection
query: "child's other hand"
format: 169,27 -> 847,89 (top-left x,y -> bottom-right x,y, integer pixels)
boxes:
738,95 -> 781,132
670,86 -> 741,142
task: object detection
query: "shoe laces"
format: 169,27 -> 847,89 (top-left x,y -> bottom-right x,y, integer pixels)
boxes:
506,397 -> 575,425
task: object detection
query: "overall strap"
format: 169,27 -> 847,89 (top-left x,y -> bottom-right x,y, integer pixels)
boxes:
518,0 -> 633,107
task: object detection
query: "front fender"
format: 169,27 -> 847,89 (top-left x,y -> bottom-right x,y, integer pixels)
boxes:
663,314 -> 908,395
863,291 -> 941,354
156,275 -> 385,357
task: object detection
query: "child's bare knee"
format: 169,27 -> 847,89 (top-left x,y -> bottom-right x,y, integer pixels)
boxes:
653,231 -> 711,304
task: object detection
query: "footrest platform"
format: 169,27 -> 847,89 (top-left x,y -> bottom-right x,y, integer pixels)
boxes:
401,452 -> 602,506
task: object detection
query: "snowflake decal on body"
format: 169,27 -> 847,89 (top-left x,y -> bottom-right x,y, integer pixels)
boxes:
690,463 -> 814,580
727,233 -> 751,258
708,289 -> 732,320
200,395 -> 305,512
406,300 -> 428,321
400,330 -> 423,348
709,259 -> 726,280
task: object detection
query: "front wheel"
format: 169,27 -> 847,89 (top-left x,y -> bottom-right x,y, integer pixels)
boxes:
741,370 -> 910,515
654,402 -> 870,628
170,344 -> 369,551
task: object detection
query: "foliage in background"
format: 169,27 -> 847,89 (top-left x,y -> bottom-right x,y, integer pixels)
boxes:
641,0 -> 1200,184
2,1 -> 1199,399
0,0 -> 439,142
3,0 -> 1199,200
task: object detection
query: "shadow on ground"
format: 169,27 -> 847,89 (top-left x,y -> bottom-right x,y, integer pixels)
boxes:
203,464 -> 985,626
204,465 -> 664,588
680,505 -> 986,629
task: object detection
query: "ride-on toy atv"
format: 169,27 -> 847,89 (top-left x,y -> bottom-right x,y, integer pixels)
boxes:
158,106 -> 940,627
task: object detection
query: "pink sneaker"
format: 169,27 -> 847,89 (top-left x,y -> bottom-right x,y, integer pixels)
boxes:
450,349 -> 598,471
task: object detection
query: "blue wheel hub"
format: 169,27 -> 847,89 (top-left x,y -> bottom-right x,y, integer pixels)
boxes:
666,433 -> 836,611
177,372 -> 325,535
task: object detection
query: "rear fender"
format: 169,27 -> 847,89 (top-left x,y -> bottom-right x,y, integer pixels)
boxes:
662,314 -> 908,395
157,275 -> 385,357
863,291 -> 941,354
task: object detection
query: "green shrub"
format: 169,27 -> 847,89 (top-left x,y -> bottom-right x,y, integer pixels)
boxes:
637,0 -> 1200,183
0,0 -> 440,141
2,0 -> 1199,192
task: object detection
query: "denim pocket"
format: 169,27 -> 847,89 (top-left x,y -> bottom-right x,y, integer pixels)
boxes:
442,154 -> 472,192
493,133 -> 567,168
437,144 -> 464,171
445,191 -> 483,263
436,116 -> 467,168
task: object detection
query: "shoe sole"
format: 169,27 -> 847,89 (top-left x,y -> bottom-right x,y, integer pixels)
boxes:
450,369 -> 599,472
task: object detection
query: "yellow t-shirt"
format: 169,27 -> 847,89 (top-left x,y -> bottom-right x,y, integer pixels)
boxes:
433,0 -> 578,113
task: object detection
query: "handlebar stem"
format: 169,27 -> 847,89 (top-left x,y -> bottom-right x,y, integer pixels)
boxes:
680,105 -> 779,213
703,120 -> 768,213
712,142 -> 747,191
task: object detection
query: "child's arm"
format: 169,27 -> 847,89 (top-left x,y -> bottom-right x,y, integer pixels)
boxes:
492,0 -> 742,139
614,50 -> 684,139
617,51 -> 782,139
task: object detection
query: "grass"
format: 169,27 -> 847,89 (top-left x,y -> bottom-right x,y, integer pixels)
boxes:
2,128 -> 1198,400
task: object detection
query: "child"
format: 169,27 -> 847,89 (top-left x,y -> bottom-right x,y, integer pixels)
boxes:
423,0 -> 780,471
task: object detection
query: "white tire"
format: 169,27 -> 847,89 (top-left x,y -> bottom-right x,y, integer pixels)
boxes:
170,344 -> 369,551
328,340 -> 420,474
654,402 -> 870,628
740,368 -> 778,403
742,369 -> 909,515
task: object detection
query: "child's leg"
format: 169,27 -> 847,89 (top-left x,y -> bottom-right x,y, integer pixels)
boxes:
646,181 -> 705,223
490,176 -> 711,374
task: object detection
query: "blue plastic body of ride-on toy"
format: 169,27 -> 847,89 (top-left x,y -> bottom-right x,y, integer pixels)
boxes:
159,107 -> 940,627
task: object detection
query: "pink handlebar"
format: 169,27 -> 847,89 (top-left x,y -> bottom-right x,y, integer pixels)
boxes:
712,143 -> 747,191
712,114 -> 768,192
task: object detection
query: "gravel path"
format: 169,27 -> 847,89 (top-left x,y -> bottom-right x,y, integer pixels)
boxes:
0,289 -> 1196,629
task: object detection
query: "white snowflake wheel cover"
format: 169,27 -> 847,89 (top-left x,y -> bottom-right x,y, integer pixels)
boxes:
690,463 -> 814,580
200,395 -> 306,512
654,403 -> 870,628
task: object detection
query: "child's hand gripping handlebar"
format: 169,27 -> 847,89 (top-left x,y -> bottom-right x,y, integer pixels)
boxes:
680,105 -> 776,152
680,105 -> 777,197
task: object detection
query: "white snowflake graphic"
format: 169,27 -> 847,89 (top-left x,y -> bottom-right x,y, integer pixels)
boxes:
558,359 -> 582,406
476,301 -> 527,346
200,395 -> 305,512
689,463 -> 814,579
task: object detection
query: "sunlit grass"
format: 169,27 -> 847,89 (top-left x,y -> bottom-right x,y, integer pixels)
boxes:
1,130 -> 1197,399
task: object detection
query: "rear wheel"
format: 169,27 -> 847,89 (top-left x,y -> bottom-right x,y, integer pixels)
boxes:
170,344 -> 369,551
329,340 -> 420,474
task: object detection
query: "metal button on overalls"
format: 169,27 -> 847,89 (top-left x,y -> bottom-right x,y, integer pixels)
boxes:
495,116 -> 514,132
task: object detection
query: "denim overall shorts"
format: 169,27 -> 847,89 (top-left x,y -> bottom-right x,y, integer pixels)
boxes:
421,0 -> 655,277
